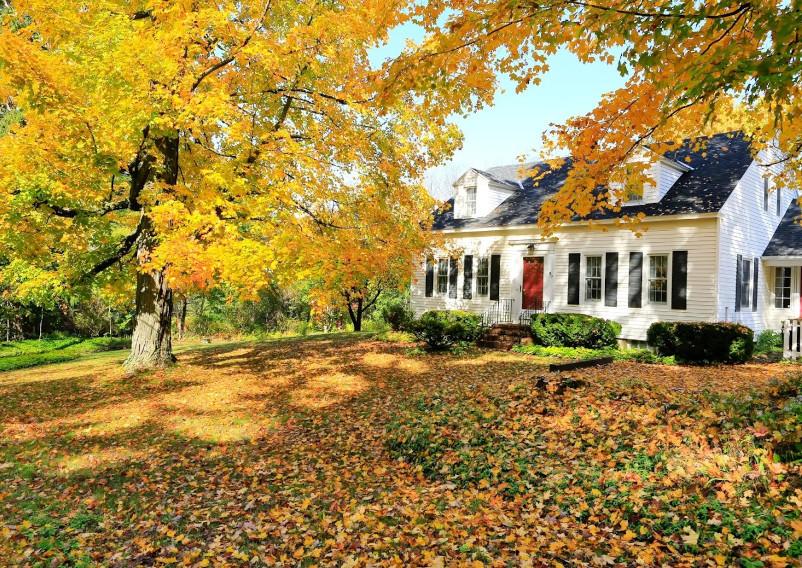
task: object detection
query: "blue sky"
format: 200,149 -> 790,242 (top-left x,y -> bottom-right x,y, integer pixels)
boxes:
370,24 -> 626,198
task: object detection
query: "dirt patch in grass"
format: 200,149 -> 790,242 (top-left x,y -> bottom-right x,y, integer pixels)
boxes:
0,335 -> 800,566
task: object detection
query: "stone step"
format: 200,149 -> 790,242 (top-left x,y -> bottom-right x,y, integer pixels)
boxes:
484,328 -> 529,338
477,339 -> 518,350
478,323 -> 532,350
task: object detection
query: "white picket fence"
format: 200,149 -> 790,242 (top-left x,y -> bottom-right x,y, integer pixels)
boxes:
782,319 -> 802,359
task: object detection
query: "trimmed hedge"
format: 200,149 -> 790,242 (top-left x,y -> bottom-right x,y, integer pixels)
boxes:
407,310 -> 482,351
646,321 -> 754,364
530,312 -> 621,349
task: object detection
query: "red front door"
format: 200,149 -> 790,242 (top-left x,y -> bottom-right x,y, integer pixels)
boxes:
522,257 -> 544,310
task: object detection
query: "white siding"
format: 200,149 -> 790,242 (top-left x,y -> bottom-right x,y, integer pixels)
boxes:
410,218 -> 720,341
409,231 -> 544,317
763,264 -> 802,333
654,161 -> 685,201
716,153 -> 795,333
551,218 -> 719,340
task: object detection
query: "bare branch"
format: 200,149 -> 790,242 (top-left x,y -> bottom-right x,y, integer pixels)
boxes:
562,1 -> 752,20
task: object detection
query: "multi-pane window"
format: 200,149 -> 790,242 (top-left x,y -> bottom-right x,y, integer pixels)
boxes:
437,258 -> 448,294
775,266 -> 791,308
741,257 -> 752,308
648,255 -> 668,303
465,187 -> 477,217
764,177 -> 769,211
585,256 -> 602,301
476,257 -> 489,296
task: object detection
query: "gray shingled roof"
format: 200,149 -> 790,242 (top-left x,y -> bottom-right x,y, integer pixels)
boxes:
432,132 -> 754,231
764,201 -> 802,257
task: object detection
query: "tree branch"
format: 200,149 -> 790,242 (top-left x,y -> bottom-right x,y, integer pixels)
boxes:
562,1 -> 752,20
33,199 -> 130,218
83,215 -> 145,280
362,287 -> 383,312
190,0 -> 272,92
131,9 -> 154,21
190,56 -> 235,92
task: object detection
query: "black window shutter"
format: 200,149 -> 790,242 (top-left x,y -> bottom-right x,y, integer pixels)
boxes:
425,258 -> 434,298
628,252 -> 643,308
605,252 -> 618,307
735,254 -> 742,312
671,250 -> 688,310
448,257 -> 458,299
489,254 -> 501,301
463,255 -> 473,299
567,253 -> 580,305
752,257 -> 759,312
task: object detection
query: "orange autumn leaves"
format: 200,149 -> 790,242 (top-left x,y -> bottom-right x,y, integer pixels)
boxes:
383,0 -> 802,232
0,336 -> 800,565
4,0 -> 798,312
0,1 -> 458,307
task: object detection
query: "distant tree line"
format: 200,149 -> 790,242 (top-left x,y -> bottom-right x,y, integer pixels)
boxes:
1,275 -> 410,342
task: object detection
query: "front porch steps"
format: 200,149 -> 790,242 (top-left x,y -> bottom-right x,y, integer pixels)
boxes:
477,323 -> 532,351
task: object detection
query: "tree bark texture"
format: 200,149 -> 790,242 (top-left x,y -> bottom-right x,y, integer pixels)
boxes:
177,296 -> 188,340
124,241 -> 175,372
124,135 -> 179,372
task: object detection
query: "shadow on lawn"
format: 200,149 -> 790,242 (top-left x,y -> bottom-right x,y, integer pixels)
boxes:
0,336 -> 544,480
2,336 -> 799,565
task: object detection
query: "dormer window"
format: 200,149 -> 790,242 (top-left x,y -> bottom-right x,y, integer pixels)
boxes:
465,187 -> 477,216
625,183 -> 644,203
623,164 -> 644,203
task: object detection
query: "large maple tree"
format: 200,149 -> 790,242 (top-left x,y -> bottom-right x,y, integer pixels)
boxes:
0,1 -> 457,369
384,0 -> 802,229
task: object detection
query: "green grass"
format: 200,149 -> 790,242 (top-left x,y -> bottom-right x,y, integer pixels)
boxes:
511,344 -> 675,364
0,337 -> 131,372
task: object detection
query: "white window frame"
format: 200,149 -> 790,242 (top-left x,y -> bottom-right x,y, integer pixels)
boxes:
436,258 -> 448,295
476,257 -> 489,296
585,256 -> 602,301
741,257 -> 752,309
774,266 -> 791,309
776,183 -> 782,216
465,187 -> 477,217
648,254 -> 669,304
763,176 -> 769,212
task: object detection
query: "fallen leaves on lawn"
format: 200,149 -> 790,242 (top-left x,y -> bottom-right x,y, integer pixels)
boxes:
0,335 -> 800,566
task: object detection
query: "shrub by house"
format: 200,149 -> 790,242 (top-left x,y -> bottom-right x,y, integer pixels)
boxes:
530,313 -> 621,349
647,321 -> 754,364
407,310 -> 482,350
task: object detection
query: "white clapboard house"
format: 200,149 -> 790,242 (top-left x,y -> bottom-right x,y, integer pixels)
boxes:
410,132 -> 802,350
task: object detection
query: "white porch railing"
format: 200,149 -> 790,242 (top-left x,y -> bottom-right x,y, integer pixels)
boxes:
782,319 -> 802,359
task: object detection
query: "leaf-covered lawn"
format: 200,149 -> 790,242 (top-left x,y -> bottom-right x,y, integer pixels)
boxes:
0,336 -> 800,566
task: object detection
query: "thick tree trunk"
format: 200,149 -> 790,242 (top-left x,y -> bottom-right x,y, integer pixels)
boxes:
346,297 -> 363,331
125,218 -> 174,372
124,134 -> 179,372
125,263 -> 174,372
